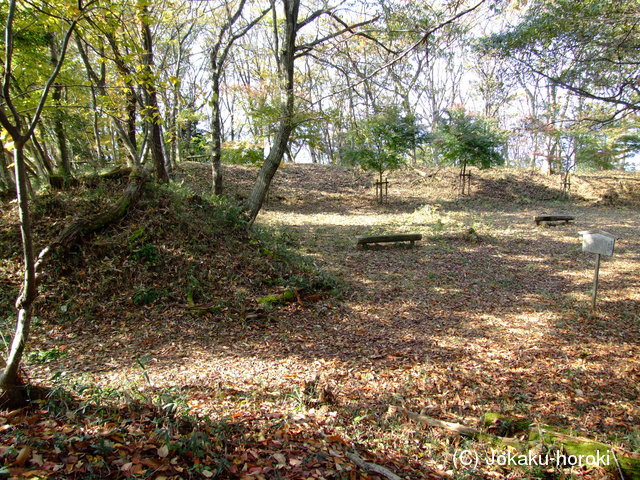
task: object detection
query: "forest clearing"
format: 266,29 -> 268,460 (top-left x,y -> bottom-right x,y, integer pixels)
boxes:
2,0 -> 640,477
1,163 -> 639,479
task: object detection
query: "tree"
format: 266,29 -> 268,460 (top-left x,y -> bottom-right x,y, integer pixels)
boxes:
137,0 -> 169,183
209,0 -> 270,195
244,0 -> 300,223
485,0 -> 640,119
0,0 -> 87,406
341,109 -> 424,202
244,0 -> 377,223
48,35 -> 72,181
85,6 -> 144,166
433,108 -> 506,191
570,122 -> 640,172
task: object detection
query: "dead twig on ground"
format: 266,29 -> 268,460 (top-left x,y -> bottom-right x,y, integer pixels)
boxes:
346,450 -> 403,480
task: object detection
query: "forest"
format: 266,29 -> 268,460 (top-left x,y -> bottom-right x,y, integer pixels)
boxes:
1,0 -> 639,478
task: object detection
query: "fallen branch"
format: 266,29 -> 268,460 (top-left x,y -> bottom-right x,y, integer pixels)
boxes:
81,166 -> 134,187
389,405 -> 479,437
183,302 -> 222,315
346,451 -> 402,480
390,407 -> 640,479
34,169 -> 148,275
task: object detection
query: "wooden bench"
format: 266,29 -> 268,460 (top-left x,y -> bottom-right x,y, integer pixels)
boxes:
356,233 -> 422,248
534,214 -> 575,226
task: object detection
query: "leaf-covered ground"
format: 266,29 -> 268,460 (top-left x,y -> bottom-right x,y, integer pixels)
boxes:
1,164 -> 639,479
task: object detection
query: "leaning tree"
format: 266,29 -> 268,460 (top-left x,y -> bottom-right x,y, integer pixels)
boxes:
0,0 -> 90,406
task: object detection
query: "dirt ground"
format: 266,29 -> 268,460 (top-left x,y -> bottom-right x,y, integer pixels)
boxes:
255,164 -> 640,435
10,163 -> 640,478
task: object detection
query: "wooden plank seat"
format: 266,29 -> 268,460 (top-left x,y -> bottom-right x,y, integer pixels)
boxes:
356,233 -> 422,248
534,214 -> 575,226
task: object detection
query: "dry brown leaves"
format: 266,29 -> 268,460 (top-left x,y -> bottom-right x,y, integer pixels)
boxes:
2,164 -> 639,479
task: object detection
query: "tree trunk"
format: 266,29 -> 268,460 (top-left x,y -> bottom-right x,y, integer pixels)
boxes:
52,105 -> 71,177
39,170 -> 148,257
107,35 -> 139,166
245,0 -> 299,224
32,128 -> 55,176
90,86 -> 104,163
0,144 -> 37,407
168,42 -> 184,171
208,0 -> 266,194
0,0 -> 80,406
168,98 -> 178,169
0,138 -> 16,194
49,39 -> 72,180
211,67 -> 224,195
74,37 -> 107,164
246,125 -> 293,222
138,3 -> 169,183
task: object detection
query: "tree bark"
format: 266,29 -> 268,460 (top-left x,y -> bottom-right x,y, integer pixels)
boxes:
49,38 -> 72,180
0,144 -> 37,407
211,69 -> 224,195
138,2 -> 169,183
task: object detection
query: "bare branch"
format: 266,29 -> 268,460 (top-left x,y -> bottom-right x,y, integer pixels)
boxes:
512,56 -> 640,112
311,0 -> 486,106
295,16 -> 380,58
24,17 -> 80,140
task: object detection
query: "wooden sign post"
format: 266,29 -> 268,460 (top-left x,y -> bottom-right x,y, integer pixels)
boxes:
591,253 -> 601,312
579,230 -> 617,311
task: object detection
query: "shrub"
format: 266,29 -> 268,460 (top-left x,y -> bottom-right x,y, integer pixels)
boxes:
221,141 -> 264,165
433,108 -> 506,172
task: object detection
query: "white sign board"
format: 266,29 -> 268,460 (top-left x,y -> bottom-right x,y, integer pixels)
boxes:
579,230 -> 616,257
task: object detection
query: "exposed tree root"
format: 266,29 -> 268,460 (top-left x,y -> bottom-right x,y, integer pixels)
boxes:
389,406 -> 640,479
3,170 -> 148,407
0,383 -> 49,410
389,405 -> 479,436
35,169 -> 148,274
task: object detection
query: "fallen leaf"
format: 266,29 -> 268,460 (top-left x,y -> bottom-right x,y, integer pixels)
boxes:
14,446 -> 30,466
31,451 -> 44,466
157,445 -> 169,458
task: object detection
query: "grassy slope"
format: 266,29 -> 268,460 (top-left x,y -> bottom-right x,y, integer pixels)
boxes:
0,164 -> 638,479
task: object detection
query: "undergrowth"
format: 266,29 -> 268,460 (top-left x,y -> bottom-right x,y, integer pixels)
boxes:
0,175 -> 340,371
250,225 -> 343,295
